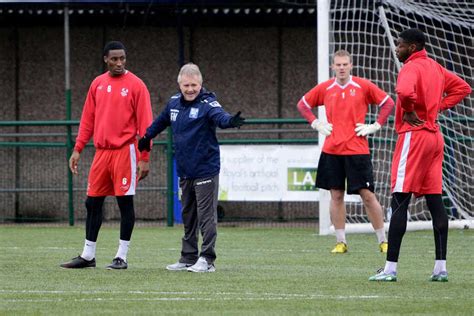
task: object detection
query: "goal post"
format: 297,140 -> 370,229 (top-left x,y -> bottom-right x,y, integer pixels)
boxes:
317,0 -> 473,235
317,0 -> 332,235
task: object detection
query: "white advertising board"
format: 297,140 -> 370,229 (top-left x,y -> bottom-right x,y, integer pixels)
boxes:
218,145 -> 361,202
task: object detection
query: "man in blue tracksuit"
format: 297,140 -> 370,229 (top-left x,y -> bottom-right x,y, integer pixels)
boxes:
138,63 -> 245,272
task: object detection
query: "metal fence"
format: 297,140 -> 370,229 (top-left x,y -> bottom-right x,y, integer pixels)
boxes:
0,119 -> 319,226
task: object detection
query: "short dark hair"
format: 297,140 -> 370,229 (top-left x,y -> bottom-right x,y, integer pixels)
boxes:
103,41 -> 126,57
399,29 -> 425,50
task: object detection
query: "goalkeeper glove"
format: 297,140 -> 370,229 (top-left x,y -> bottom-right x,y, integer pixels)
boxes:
230,111 -> 245,128
311,119 -> 333,136
354,122 -> 381,136
138,135 -> 152,152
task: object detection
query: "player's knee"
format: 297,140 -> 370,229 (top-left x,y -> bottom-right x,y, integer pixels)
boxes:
433,218 -> 448,233
359,189 -> 376,203
117,196 -> 135,220
390,220 -> 407,235
330,190 -> 345,203
85,196 -> 104,212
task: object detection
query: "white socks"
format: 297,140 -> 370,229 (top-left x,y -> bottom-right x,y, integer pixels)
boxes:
80,239 -> 131,262
81,240 -> 96,261
335,229 -> 346,244
336,229 -> 385,245
382,260 -> 446,275
433,260 -> 447,274
383,261 -> 397,275
335,229 -> 385,245
375,228 -> 387,244
115,240 -> 130,262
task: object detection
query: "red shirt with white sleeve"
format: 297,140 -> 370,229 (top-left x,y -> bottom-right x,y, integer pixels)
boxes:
74,70 -> 153,161
299,76 -> 392,155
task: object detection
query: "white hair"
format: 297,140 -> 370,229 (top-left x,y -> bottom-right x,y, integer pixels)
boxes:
177,63 -> 203,84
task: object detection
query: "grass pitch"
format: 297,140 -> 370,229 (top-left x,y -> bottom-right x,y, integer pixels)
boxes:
1,225 -> 473,315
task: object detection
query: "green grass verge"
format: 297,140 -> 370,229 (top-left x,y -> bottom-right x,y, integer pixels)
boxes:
1,226 -> 473,315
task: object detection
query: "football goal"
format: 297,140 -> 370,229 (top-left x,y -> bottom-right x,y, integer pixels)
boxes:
317,0 -> 473,235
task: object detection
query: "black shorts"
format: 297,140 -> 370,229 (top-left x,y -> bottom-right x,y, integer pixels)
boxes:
316,152 -> 375,195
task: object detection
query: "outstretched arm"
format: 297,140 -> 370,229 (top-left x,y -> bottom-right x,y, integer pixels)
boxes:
207,99 -> 245,129
229,111 -> 245,128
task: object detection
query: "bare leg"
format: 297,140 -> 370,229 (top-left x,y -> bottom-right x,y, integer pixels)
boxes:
359,188 -> 384,231
330,189 -> 346,230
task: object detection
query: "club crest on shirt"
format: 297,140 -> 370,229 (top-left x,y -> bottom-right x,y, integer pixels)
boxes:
189,107 -> 199,119
350,88 -> 356,96
121,88 -> 128,97
107,85 -> 112,93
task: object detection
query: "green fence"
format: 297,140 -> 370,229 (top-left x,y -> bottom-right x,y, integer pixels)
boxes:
0,119 -> 315,226
2,115 -> 471,226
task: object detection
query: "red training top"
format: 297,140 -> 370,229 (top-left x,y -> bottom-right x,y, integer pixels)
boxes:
395,49 -> 472,134
75,70 -> 153,161
299,76 -> 392,155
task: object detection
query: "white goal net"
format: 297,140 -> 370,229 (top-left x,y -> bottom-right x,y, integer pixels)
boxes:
319,0 -> 473,234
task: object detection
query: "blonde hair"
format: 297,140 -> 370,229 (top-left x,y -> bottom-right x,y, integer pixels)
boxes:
332,50 -> 352,63
177,63 -> 203,84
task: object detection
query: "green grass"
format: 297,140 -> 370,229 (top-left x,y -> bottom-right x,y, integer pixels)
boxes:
1,225 -> 473,315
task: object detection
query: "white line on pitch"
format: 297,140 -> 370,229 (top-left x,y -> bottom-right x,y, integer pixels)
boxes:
0,290 -> 454,301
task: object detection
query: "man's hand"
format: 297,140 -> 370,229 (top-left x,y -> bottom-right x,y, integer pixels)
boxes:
69,150 -> 80,175
230,111 -> 245,128
138,135 -> 152,152
403,111 -> 425,127
137,161 -> 149,181
355,122 -> 381,137
311,119 -> 333,136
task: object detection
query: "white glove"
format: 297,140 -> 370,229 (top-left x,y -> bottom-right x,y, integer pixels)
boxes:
355,122 -> 381,136
311,119 -> 333,136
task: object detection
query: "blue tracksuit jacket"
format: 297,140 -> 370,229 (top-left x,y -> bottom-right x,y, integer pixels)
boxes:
145,88 -> 234,179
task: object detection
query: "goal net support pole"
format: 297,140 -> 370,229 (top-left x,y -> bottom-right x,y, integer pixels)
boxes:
317,0 -> 332,235
318,0 -> 473,235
